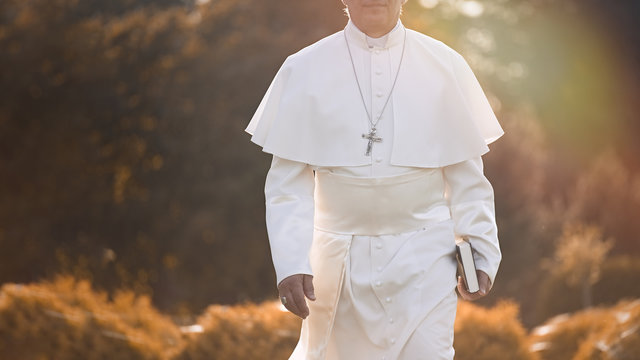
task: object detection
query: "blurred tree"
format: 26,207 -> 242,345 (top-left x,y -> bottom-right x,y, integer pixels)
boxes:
545,223 -> 613,308
1,0 -> 639,323
0,0 -> 347,316
564,151 -> 640,254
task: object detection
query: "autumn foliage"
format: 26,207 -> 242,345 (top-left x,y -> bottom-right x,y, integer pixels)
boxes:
2,275 -> 640,359
1,1 -> 640,358
454,300 -> 538,360
177,302 -> 301,360
0,275 -> 183,360
530,299 -> 640,360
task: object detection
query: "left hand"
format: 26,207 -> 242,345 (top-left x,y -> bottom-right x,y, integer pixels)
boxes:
457,270 -> 491,301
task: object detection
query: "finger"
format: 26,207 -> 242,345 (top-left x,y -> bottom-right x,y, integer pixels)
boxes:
457,276 -> 471,301
457,276 -> 482,301
478,271 -> 491,296
303,275 -> 316,301
291,285 -> 310,318
281,289 -> 303,318
279,275 -> 309,318
277,274 -> 300,293
456,276 -> 463,294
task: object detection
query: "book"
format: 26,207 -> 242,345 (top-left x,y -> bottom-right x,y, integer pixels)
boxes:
456,236 -> 480,293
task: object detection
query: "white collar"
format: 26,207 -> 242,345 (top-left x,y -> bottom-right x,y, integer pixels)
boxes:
344,19 -> 405,50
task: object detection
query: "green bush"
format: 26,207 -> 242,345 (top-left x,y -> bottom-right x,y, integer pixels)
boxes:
454,300 -> 538,360
176,301 -> 301,360
0,275 -> 183,360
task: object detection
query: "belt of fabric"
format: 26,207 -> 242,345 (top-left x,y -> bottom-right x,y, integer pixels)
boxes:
313,168 -> 451,235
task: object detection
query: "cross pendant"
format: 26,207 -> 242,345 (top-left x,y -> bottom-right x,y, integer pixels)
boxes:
362,127 -> 382,156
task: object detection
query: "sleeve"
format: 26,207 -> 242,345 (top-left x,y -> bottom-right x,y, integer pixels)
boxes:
443,156 -> 501,286
264,155 -> 315,286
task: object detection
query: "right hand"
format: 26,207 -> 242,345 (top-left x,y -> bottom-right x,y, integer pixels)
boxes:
278,274 -> 315,319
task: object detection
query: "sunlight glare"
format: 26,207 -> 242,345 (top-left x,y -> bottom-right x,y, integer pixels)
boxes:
506,61 -> 527,79
465,27 -> 495,52
179,324 -> 204,333
457,1 -> 484,18
419,0 -> 440,9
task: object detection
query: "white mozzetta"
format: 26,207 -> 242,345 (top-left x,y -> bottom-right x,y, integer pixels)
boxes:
246,19 -> 504,168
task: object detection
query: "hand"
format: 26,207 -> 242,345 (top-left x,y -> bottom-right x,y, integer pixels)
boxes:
457,270 -> 491,301
278,274 -> 315,319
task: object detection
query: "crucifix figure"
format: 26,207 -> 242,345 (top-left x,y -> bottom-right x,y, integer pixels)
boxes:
362,127 -> 382,156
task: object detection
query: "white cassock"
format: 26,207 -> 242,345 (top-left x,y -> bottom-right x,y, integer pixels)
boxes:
246,19 -> 504,360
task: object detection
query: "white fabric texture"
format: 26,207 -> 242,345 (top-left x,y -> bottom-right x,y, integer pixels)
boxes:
265,156 -> 501,288
266,156 -> 499,360
245,19 -> 504,168
289,167 -> 461,360
255,18 -> 503,360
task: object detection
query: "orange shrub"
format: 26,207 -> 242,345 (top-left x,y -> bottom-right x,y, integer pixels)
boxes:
0,274 -> 183,360
454,300 -> 538,360
528,299 -> 640,360
573,299 -> 640,360
176,301 -> 301,360
529,308 -> 611,360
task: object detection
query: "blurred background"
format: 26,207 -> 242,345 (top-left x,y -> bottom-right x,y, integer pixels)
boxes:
1,0 -> 639,359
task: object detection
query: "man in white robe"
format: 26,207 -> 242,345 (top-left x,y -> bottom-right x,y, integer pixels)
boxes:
245,1 -> 504,359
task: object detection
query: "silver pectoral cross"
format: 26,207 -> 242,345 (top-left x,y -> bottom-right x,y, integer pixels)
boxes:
362,127 -> 382,156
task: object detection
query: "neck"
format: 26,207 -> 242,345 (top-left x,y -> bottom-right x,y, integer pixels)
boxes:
351,18 -> 398,38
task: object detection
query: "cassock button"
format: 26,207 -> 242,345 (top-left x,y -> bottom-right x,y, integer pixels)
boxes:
391,338 -> 396,344
376,92 -> 383,98
377,266 -> 383,272
376,69 -> 382,75
385,297 -> 392,303
375,157 -> 383,163
375,280 -> 382,287
389,318 -> 394,324
375,50 -> 380,55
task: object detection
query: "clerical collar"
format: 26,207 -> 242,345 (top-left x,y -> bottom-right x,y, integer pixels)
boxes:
344,19 -> 405,50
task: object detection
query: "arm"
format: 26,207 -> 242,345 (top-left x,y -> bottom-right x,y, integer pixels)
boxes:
443,156 -> 501,294
264,155 -> 316,317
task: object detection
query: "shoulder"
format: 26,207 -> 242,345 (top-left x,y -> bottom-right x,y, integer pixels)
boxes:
406,28 -> 465,63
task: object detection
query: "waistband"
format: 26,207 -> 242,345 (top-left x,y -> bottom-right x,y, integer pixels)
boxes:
313,169 -> 451,236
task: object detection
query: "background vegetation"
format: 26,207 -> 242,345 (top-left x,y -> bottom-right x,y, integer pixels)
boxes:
1,0 -> 639,358
2,276 -> 639,359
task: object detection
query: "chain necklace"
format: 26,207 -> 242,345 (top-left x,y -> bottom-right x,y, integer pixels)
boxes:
343,25 -> 407,156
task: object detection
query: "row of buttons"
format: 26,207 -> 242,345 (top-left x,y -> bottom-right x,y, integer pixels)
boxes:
368,38 -> 399,360
370,47 -> 389,169
372,239 -> 398,352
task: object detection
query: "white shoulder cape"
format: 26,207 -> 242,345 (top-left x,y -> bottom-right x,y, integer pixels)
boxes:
245,27 -> 504,168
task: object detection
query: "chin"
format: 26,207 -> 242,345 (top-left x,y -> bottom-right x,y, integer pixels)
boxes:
362,12 -> 389,23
